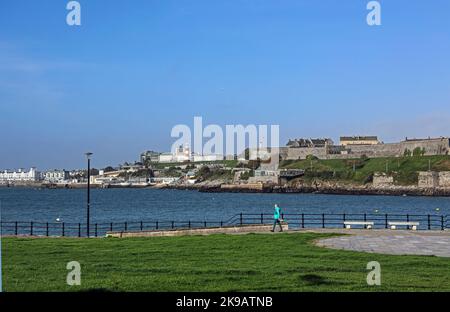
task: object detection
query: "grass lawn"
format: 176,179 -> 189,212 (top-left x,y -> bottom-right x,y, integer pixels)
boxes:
2,233 -> 449,292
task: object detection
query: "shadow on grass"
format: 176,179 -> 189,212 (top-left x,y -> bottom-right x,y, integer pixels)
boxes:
300,274 -> 342,286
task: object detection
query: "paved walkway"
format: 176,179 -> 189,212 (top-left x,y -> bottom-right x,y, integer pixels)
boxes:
313,230 -> 450,257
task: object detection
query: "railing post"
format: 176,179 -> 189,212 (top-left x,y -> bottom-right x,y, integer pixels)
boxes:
110,222 -> 113,232
172,221 -> 174,229
15,221 -> 18,235
156,221 -> 159,230
240,213 -> 243,226
343,213 -> 346,228
441,216 -> 445,231
188,220 -> 191,229
30,221 -> 33,236
78,223 -> 81,237
220,221 -> 223,227
385,214 -> 388,229
322,214 -> 325,228
140,221 -> 143,231
46,222 -> 49,236
62,222 -> 65,237
364,213 -> 367,222
406,214 -> 409,222
427,215 -> 431,230
204,221 -> 207,228
301,213 -> 305,228
124,222 -> 128,231
261,213 -> 263,224
95,223 -> 98,237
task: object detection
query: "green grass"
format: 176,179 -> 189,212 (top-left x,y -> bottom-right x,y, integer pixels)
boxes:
3,233 -> 450,292
280,155 -> 450,185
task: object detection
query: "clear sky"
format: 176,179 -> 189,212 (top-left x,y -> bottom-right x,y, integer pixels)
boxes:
1,0 -> 450,170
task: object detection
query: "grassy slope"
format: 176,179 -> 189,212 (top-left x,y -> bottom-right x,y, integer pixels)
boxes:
3,233 -> 449,292
280,155 -> 450,185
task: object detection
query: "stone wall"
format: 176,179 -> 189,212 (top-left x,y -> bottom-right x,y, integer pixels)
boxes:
248,176 -> 279,184
221,183 -> 264,191
418,172 -> 440,188
281,146 -> 328,160
281,138 -> 449,160
107,223 -> 289,238
373,173 -> 394,186
438,172 -> 450,187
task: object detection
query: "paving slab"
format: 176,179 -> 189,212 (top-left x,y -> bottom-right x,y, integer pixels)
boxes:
310,229 -> 450,257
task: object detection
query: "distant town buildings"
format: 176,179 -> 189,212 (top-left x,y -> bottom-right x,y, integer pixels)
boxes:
0,168 -> 39,182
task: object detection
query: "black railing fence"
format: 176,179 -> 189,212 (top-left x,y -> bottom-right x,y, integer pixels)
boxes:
0,213 -> 448,238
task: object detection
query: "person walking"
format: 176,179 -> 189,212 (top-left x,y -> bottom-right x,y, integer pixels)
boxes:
271,204 -> 283,232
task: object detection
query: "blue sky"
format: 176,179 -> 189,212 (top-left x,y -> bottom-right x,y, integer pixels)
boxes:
1,0 -> 450,169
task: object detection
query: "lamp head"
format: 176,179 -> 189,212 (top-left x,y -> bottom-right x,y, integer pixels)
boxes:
85,152 -> 93,160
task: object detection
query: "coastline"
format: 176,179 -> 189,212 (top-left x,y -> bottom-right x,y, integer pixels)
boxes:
2,182 -> 450,197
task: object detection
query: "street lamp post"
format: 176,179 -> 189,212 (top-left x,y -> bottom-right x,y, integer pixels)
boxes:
85,152 -> 93,237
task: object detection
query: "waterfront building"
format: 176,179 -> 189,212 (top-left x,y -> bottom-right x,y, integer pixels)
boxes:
44,170 -> 70,183
0,167 -> 40,182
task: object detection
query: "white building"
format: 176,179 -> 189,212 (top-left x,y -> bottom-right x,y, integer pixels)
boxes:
159,153 -> 175,163
158,144 -> 192,163
0,168 -> 40,182
192,154 -> 224,162
173,144 -> 191,162
44,170 -> 70,183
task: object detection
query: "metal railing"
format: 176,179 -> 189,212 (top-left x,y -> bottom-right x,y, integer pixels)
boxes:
0,213 -> 448,237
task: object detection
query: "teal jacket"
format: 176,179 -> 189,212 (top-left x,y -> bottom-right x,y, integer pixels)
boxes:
274,207 -> 281,220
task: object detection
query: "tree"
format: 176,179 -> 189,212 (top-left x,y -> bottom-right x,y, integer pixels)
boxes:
412,147 -> 425,157
103,166 -> 115,173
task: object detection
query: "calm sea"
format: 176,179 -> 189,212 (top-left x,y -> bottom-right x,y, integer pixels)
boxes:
0,188 -> 448,223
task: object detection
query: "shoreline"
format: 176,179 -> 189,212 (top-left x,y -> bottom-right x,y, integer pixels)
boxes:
2,182 -> 450,197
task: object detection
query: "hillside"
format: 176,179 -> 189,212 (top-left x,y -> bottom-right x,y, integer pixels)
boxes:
279,155 -> 450,185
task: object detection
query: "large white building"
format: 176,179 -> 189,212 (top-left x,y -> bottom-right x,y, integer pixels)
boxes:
158,144 -> 192,163
0,168 -> 40,182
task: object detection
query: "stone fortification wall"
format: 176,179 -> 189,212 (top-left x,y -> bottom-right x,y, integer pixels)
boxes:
281,138 -> 449,160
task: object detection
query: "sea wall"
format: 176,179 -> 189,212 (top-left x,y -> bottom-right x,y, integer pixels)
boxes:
418,171 -> 450,188
439,172 -> 450,187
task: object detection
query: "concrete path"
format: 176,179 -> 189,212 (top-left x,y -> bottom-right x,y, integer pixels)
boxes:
313,229 -> 450,257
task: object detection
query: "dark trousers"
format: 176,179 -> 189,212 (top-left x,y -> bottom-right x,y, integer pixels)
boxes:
272,219 -> 283,232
